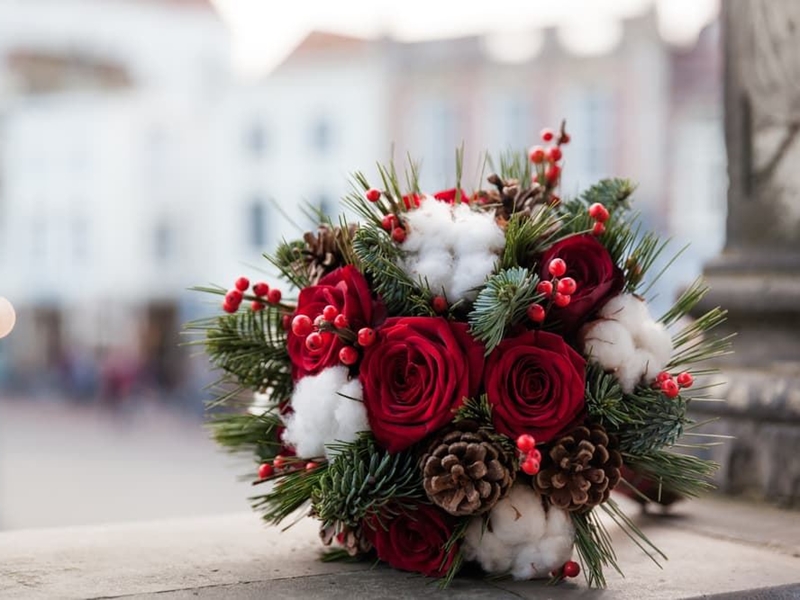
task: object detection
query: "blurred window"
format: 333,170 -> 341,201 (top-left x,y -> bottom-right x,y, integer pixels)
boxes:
31,217 -> 46,263
246,122 -> 267,156
72,217 -> 88,261
317,194 -> 333,219
565,87 -> 615,184
311,117 -> 332,153
249,198 -> 267,248
154,221 -> 173,262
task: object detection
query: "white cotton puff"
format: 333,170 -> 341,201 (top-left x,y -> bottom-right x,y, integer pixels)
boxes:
583,294 -> 674,392
579,319 -> 636,370
400,197 -> 505,302
462,485 -> 575,580
282,366 -> 369,460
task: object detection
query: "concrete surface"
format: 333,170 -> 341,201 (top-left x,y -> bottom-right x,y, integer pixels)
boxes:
0,495 -> 798,600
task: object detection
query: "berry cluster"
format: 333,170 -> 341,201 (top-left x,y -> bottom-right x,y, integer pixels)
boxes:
516,434 -> 543,476
588,202 -> 610,236
257,455 -> 318,481
526,258 -> 577,324
529,125 -> 570,188
366,188 -> 409,244
291,307 -> 377,367
223,277 -> 282,313
654,371 -> 694,398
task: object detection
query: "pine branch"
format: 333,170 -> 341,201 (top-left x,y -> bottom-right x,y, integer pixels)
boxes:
599,498 -> 667,566
185,306 -> 293,409
438,518 -> 470,589
488,150 -> 533,186
351,223 -> 434,317
453,395 -> 518,459
208,411 -> 282,460
251,464 -> 328,526
468,267 -> 542,353
659,278 -> 709,327
571,509 -> 621,588
311,435 -> 424,529
499,210 -> 562,270
623,450 -> 718,498
266,238 -> 313,289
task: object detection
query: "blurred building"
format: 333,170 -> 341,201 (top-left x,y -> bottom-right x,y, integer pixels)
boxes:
0,2 -> 726,404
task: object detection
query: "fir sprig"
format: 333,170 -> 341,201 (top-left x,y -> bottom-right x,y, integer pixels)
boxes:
453,396 -> 518,459
352,223 -> 434,317
185,304 -> 292,409
468,267 -> 542,353
571,509 -> 621,588
208,411 -> 282,460
252,464 -> 329,526
624,450 -> 717,499
311,435 -> 424,529
499,210 -> 561,270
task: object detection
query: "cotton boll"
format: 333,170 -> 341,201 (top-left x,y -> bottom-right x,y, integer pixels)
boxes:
404,249 -> 453,295
580,319 -> 636,371
282,367 -> 369,458
486,485 -> 547,547
450,252 -> 498,301
599,294 -> 649,336
462,518 -> 515,574
636,320 -> 673,367
451,205 -> 505,256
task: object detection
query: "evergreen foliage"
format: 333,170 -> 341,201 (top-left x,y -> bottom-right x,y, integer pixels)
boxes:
209,411 -> 282,460
311,435 -> 424,528
468,267 -> 542,353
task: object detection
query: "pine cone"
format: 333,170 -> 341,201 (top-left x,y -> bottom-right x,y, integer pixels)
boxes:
534,424 -> 622,512
421,421 -> 515,516
487,173 -> 548,223
319,522 -> 373,557
301,223 -> 357,284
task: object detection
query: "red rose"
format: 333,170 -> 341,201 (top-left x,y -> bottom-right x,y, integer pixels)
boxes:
287,266 -> 383,379
363,504 -> 458,577
485,330 -> 585,443
360,317 -> 484,453
540,234 -> 624,334
433,188 -> 470,204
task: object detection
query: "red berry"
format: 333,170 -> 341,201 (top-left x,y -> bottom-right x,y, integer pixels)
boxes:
225,289 -> 243,305
557,277 -> 577,295
258,463 -> 274,479
545,164 -> 561,184
391,227 -> 406,243
267,288 -> 282,304
251,300 -> 265,311
588,202 -> 610,223
291,315 -> 313,337
554,292 -> 571,307
549,194 -> 561,207
322,305 -> 339,321
548,258 -> 567,277
357,327 -> 376,347
527,303 -> 546,323
521,457 -> 540,476
305,461 -> 318,471
547,146 -> 563,162
536,280 -> 554,297
661,378 -> 680,398
333,314 -> 349,329
559,132 -> 571,144
432,295 -> 448,314
314,315 -> 326,329
252,282 -> 270,297
541,128 -> 555,142
530,449 -> 542,462
235,277 -> 250,292
563,560 -> 580,578
529,146 -> 546,164
677,372 -> 694,388
339,345 -> 359,366
592,222 -> 606,236
282,314 -> 292,330
381,214 -> 397,231
222,300 -> 237,314
305,332 -> 324,351
516,434 -> 536,453
273,455 -> 286,469
365,188 -> 381,202
656,371 -> 671,383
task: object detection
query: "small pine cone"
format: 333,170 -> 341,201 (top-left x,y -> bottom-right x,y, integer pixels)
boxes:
534,424 -> 622,512
302,223 -> 357,284
421,421 -> 515,517
488,173 -> 548,222
319,522 -> 373,557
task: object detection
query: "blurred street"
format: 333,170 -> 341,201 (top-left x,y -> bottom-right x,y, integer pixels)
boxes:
0,397 -> 251,530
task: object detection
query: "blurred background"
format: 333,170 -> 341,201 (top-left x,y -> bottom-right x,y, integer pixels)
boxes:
0,0 -> 725,529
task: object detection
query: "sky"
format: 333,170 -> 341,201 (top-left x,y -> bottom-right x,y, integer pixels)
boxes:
210,0 -> 719,78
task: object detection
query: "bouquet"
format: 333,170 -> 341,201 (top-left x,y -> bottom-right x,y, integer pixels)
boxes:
191,123 -> 729,587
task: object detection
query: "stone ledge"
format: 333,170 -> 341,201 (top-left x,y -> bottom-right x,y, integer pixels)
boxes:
0,496 -> 798,600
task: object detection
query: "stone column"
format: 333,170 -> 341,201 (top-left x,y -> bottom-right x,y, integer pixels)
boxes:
695,0 -> 800,506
